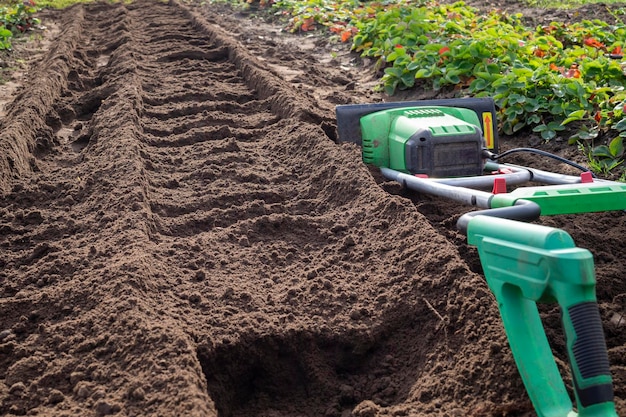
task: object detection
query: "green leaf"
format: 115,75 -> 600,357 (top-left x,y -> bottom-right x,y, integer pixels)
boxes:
613,118 -> 626,131
512,121 -> 527,133
384,79 -> 399,96
454,60 -> 475,72
592,145 -> 612,158
415,68 -> 431,79
541,129 -> 557,140
386,51 -> 399,62
400,72 -> 415,88
547,121 -> 566,131
469,78 -> 487,92
526,114 -> 542,125
505,105 -> 524,116
508,93 -> 526,105
384,67 -> 403,77
406,60 -> 421,71
447,74 -> 461,84
606,159 -> 623,170
561,110 -> 586,125
576,129 -> 599,141
609,136 -> 624,157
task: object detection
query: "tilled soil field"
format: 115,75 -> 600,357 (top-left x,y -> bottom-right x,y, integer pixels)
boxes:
0,1 -> 624,416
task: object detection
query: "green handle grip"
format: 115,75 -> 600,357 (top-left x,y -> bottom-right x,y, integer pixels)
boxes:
563,302 -> 614,414
467,216 -> 617,417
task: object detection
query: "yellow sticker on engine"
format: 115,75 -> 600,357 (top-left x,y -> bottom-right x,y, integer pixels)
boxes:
482,112 -> 495,149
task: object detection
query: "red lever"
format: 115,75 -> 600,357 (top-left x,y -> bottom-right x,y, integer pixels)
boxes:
492,177 -> 507,194
580,171 -> 594,183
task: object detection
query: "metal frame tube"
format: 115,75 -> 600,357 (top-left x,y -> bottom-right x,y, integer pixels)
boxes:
380,167 -> 541,234
431,168 -> 531,188
380,167 -> 493,208
499,163 -> 597,185
456,199 -> 541,234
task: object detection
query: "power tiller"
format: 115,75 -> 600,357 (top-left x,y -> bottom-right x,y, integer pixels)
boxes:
336,98 -> 626,417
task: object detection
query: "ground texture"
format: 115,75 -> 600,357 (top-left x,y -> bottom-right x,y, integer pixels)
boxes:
0,1 -> 624,416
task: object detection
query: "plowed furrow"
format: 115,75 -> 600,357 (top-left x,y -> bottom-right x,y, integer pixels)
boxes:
0,1 -> 251,414
142,99 -> 272,118
141,88 -> 256,105
123,5 -> 294,249
140,112 -> 279,136
0,1 -> 530,417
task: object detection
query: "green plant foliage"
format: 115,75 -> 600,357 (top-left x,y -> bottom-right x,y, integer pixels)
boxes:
0,26 -> 11,49
351,2 -> 626,143
528,0 -> 626,8
261,0 -> 626,175
35,0 -> 94,9
0,0 -> 40,50
0,0 -> 39,33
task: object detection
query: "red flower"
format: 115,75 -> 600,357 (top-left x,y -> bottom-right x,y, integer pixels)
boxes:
329,23 -> 345,34
541,25 -> 557,34
549,63 -> 562,72
564,64 -> 581,79
300,17 -> 315,32
594,112 -> 602,123
584,37 -> 606,50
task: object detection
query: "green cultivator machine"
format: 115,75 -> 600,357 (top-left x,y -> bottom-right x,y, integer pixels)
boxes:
336,98 -> 626,417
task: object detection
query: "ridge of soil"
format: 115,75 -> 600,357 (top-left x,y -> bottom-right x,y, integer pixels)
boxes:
0,1 -> 624,416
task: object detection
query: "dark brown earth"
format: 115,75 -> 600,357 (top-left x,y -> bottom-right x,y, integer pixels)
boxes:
0,0 -> 624,416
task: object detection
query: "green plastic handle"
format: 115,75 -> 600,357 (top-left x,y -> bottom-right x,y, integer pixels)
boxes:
467,216 -> 617,417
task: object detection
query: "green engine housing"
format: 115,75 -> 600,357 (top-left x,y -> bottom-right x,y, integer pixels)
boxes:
360,106 -> 485,177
